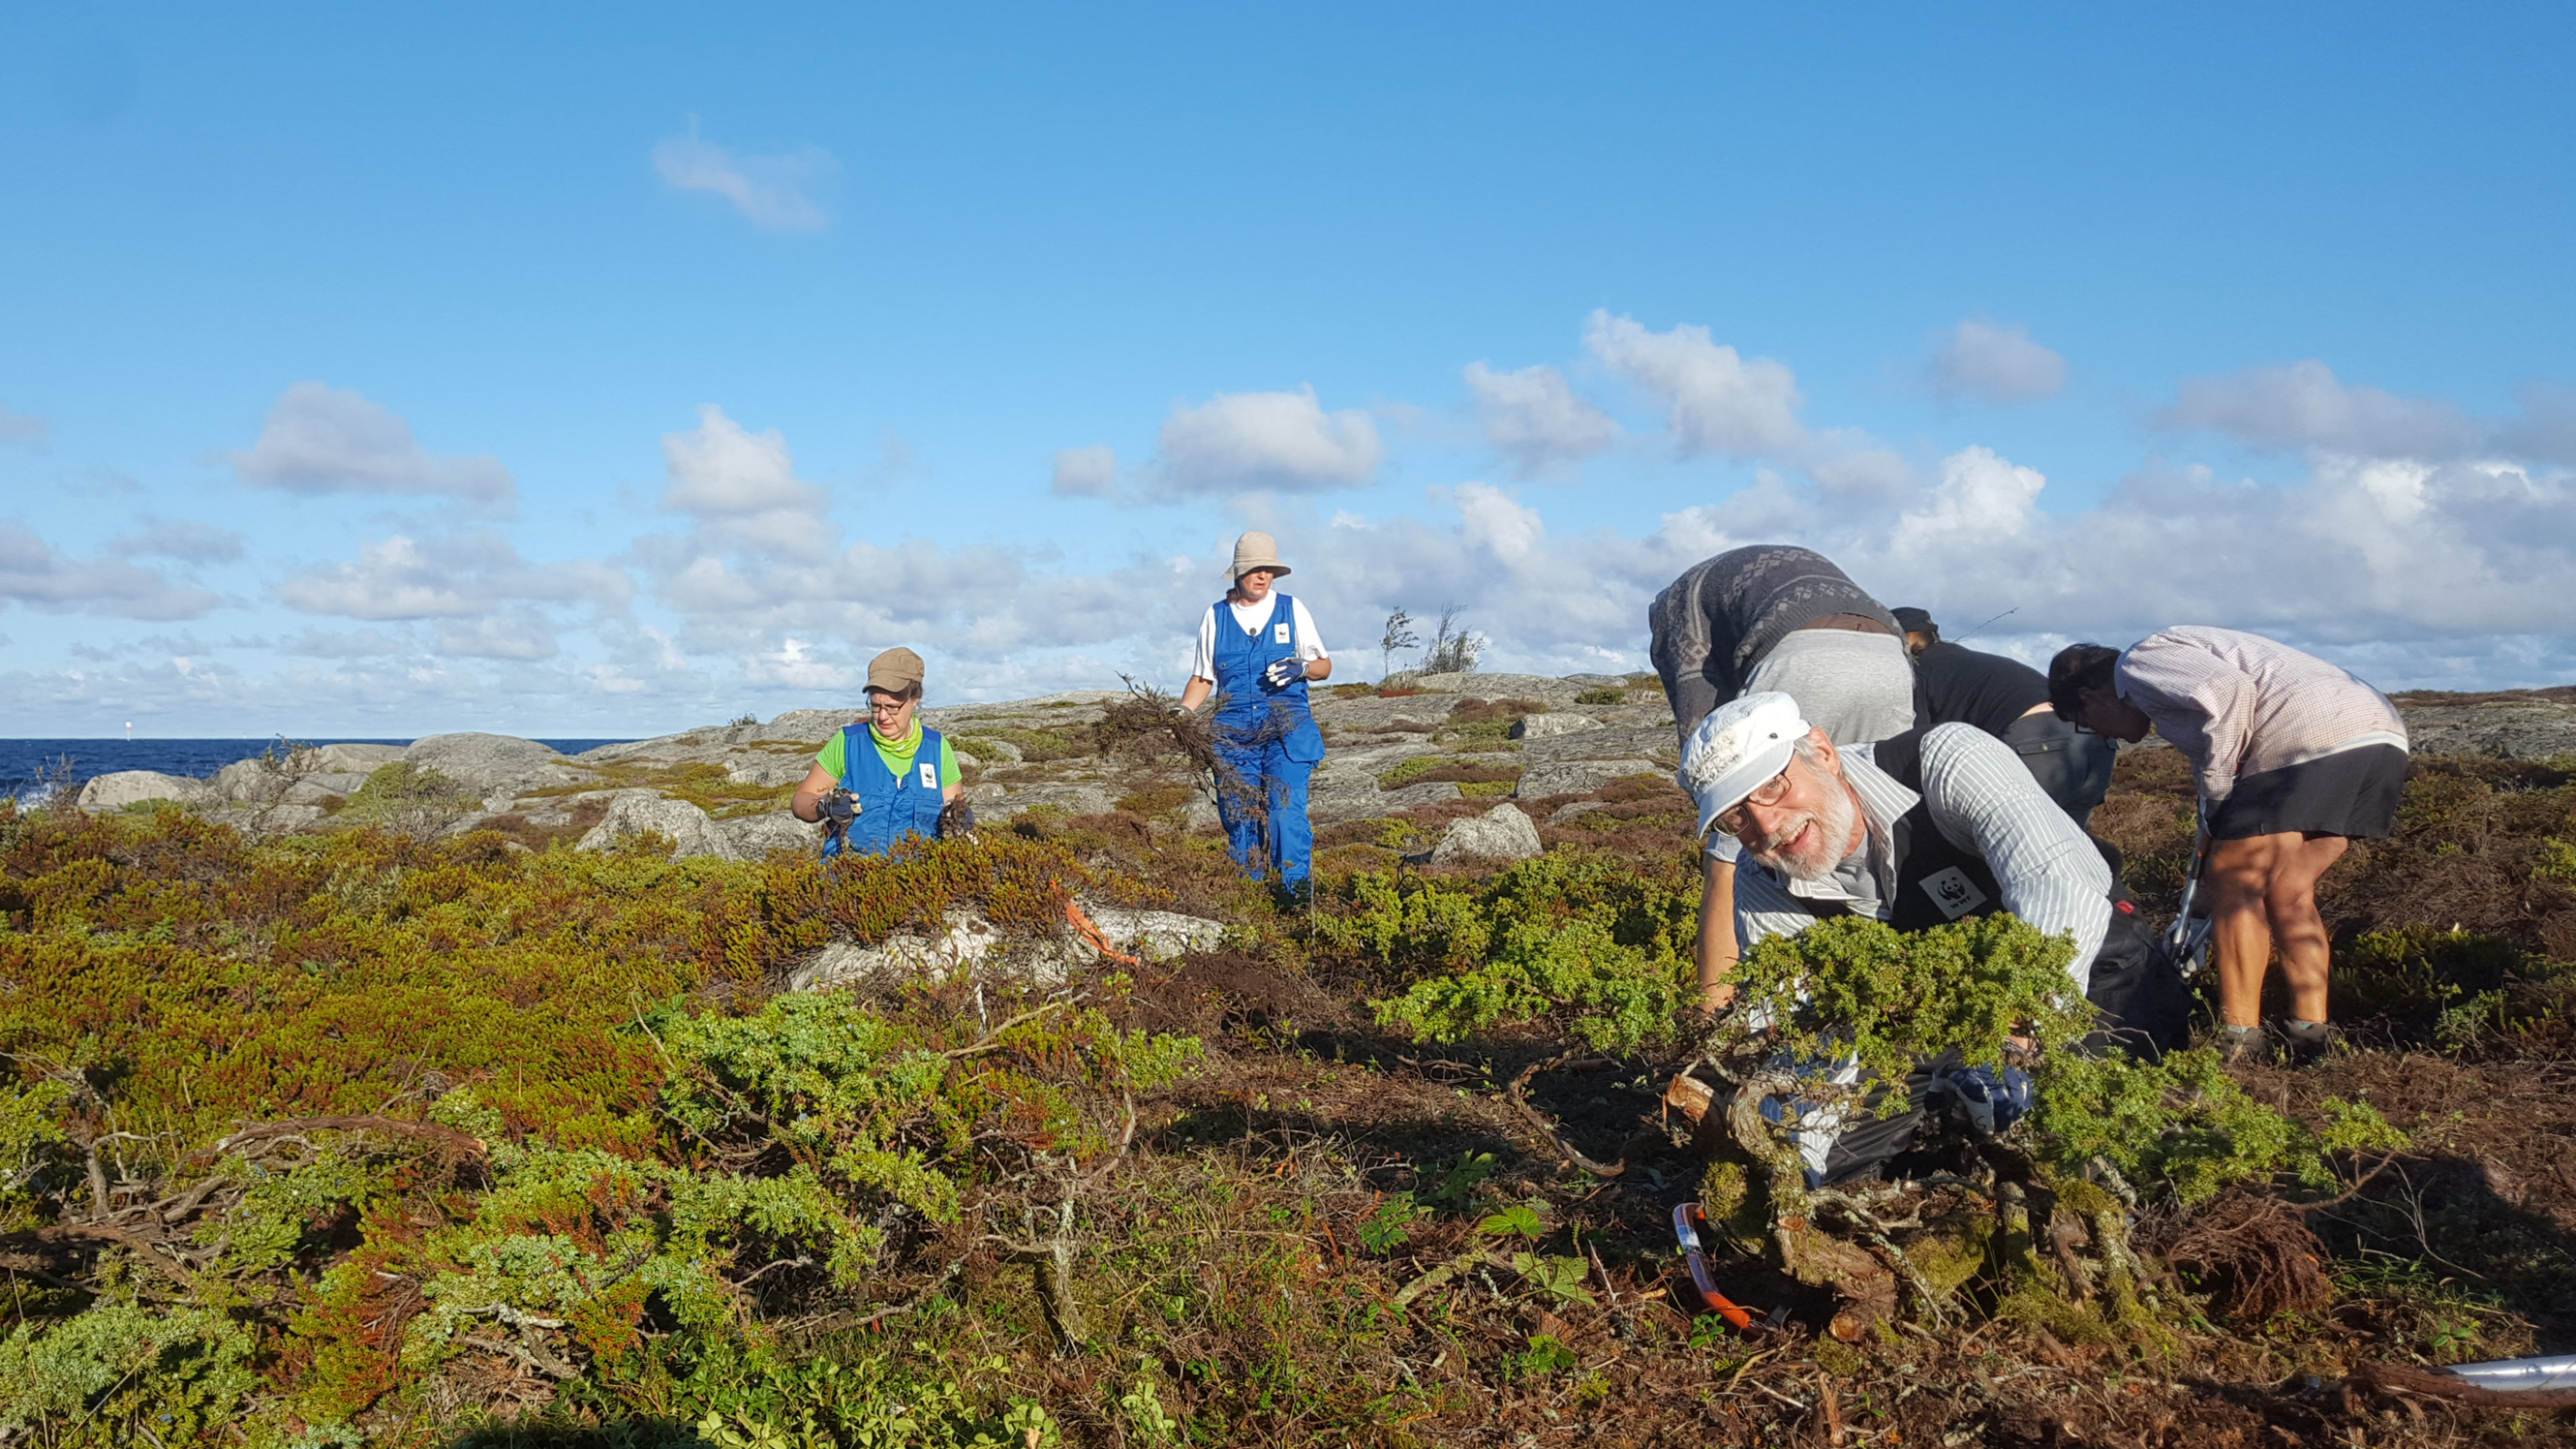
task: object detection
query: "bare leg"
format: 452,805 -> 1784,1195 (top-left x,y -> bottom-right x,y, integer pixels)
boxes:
2264,834 -> 2348,1023
2205,834 -> 2287,1029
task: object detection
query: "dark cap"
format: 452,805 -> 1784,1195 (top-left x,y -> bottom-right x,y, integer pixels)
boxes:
1890,606 -> 1936,634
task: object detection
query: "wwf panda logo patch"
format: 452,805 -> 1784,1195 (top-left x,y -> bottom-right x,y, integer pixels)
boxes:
1274,622 -> 1292,644
1918,866 -> 1989,920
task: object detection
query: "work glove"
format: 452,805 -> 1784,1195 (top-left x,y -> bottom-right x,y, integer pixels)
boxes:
1263,658 -> 1303,689
821,788 -> 858,824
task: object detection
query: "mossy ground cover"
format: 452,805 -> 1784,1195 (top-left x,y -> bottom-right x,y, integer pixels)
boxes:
5,724 -> 2576,1445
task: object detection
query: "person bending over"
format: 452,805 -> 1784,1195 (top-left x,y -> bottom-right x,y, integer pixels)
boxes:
1650,545 -> 1916,1010
2048,628 -> 2408,1064
1890,606 -> 2115,829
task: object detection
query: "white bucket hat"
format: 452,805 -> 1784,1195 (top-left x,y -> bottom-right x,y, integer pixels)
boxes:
1227,532 -> 1291,581
1678,693 -> 1811,840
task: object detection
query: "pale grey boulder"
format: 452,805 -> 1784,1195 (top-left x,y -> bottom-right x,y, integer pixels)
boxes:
575,790 -> 734,859
755,709 -> 854,745
1080,906 -> 1227,960
724,754 -> 816,787
719,812 -> 818,858
1431,803 -> 1544,866
77,770 -> 212,811
408,733 -> 591,799
1511,712 -> 1603,740
304,743 -> 410,772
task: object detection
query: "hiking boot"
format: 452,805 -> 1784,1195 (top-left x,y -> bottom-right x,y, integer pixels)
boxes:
2218,1025 -> 2271,1065
2278,1018 -> 2335,1068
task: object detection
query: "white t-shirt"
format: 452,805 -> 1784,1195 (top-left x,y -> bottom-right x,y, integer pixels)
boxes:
1188,594 -> 1329,683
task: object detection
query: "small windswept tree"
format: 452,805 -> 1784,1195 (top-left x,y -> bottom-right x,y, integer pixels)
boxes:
1379,607 -> 1420,681
1422,604 -> 1484,675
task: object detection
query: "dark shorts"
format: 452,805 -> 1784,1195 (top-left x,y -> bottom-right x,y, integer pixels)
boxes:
2208,743 -> 2408,841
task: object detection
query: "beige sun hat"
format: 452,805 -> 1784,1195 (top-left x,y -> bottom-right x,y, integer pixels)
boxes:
866,647 -> 926,695
1226,531 -> 1291,581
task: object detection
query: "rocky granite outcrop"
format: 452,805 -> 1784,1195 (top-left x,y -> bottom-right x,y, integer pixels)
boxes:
75,770 -> 214,811
66,681 -> 2576,857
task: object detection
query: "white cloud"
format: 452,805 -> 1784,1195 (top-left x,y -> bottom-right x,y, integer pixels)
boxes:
1149,386 -> 1382,497
229,383 -> 517,508
280,628 -> 410,659
1583,310 -> 1804,458
744,636 -> 860,691
1452,482 -> 1545,562
652,119 -> 837,232
2499,382 -> 2576,465
277,532 -> 629,621
109,516 -> 246,564
1464,361 -> 1616,474
1892,447 -> 2048,548
436,615 -> 560,662
657,405 -> 835,559
2162,359 -> 2480,459
1802,428 -> 1913,500
0,522 -> 219,621
1926,320 -> 2067,404
0,402 -> 48,448
1050,445 -> 1119,499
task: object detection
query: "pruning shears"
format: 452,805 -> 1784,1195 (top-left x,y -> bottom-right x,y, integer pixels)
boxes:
1671,1202 -> 1758,1331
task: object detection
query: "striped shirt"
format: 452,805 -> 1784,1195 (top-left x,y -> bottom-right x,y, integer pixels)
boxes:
1733,723 -> 2113,992
2116,627 -> 2407,804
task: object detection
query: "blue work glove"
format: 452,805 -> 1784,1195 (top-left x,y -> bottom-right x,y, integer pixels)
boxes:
1263,658 -> 1303,689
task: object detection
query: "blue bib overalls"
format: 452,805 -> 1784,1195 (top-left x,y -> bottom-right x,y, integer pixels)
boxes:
1210,594 -> 1328,887
822,724 -> 948,860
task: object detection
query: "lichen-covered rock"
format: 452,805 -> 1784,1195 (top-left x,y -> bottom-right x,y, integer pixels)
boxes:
1081,906 -> 1227,960
1511,712 -> 1603,740
1518,758 -> 1663,798
723,753 -> 815,787
302,743 -> 410,773
719,811 -> 817,858
408,732 -> 591,798
575,789 -> 733,859
1431,803 -> 1543,865
76,770 -> 212,811
2395,699 -> 2576,759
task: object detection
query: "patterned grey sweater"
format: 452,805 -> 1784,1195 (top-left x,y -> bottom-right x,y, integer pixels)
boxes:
1648,545 -> 1899,737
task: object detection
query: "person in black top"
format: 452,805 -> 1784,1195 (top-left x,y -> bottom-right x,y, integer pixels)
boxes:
1891,607 -> 2115,829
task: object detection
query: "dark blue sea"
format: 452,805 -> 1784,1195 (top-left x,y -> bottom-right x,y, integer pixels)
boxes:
1,739 -> 632,804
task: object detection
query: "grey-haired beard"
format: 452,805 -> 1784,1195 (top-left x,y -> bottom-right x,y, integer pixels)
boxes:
1748,777 -> 1859,883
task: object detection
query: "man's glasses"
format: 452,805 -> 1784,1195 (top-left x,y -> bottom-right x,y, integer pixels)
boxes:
1713,763 -> 1794,837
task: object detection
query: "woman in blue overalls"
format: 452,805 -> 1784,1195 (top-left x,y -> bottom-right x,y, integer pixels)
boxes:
1178,533 -> 1331,891
791,646 -> 963,857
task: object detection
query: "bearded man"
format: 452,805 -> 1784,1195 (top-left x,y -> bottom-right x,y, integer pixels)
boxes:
1681,692 -> 2189,1184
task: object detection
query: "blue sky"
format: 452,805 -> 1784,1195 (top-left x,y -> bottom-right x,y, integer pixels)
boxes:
4,4 -> 2572,736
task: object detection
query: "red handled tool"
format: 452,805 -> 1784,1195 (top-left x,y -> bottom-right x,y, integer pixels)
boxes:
1671,1202 -> 1757,1331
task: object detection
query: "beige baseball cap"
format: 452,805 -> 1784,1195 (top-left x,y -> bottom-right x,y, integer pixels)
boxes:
1227,531 -> 1291,580
866,647 -> 925,695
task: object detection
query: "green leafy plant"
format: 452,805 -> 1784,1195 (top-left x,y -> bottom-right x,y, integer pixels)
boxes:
1509,1252 -> 1597,1306
1358,1192 -> 1427,1253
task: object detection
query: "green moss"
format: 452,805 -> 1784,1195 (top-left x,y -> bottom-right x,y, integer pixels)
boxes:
1377,756 -> 1521,790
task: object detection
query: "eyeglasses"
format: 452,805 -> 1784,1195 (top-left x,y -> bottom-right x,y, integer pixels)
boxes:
1713,763 -> 1794,836
869,696 -> 910,716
